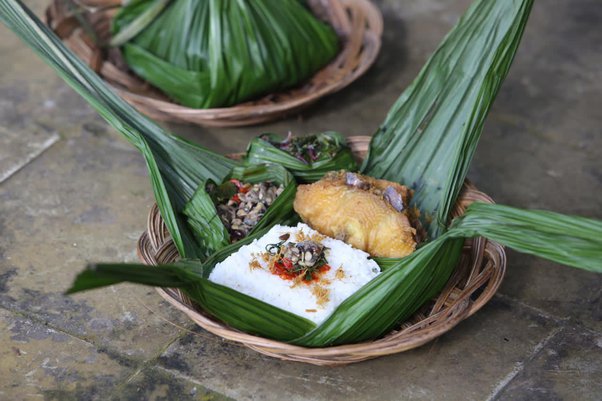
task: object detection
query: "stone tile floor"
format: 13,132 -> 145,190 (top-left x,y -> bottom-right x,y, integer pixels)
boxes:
0,0 -> 600,400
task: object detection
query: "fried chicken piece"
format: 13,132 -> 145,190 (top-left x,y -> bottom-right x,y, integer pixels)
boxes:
294,171 -> 417,258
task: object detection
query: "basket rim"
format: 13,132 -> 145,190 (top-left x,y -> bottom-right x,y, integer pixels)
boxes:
45,0 -> 384,127
135,135 -> 507,366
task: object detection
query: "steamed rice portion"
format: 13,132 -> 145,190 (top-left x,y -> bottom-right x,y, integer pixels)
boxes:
208,223 -> 380,324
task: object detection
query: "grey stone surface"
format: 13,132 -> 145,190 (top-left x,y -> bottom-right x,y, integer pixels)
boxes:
110,367 -> 234,401
0,126 -> 191,362
0,0 -> 600,399
0,309 -> 132,401
494,325 -> 602,401
0,120 -> 59,183
155,298 -> 560,401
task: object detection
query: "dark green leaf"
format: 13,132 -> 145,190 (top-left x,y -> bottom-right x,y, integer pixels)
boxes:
206,180 -> 237,205
292,237 -> 464,346
66,261 -> 205,294
191,279 -> 315,340
182,164 -> 297,259
362,0 -> 534,239
68,263 -> 315,340
112,0 -> 339,108
229,163 -> 293,186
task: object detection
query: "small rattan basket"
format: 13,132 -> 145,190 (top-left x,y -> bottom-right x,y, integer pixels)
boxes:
45,0 -> 383,127
135,136 -> 506,366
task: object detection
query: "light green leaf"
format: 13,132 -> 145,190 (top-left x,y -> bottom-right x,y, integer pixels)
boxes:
449,203 -> 602,273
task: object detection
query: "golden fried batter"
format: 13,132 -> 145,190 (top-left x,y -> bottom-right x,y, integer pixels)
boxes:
294,171 -> 417,258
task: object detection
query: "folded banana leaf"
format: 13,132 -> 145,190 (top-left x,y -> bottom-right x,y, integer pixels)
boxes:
245,132 -> 358,183
3,0 -> 601,349
111,0 -> 339,108
67,261 -> 315,340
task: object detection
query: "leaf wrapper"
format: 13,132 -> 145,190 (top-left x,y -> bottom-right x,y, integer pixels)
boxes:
245,132 -> 358,183
292,237 -> 464,346
0,0 -> 239,259
112,0 -> 339,108
8,0 -> 583,349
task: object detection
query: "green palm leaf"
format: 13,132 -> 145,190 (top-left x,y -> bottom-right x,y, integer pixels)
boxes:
449,203 -> 602,273
292,238 -> 464,346
68,262 -> 315,340
183,164 -> 297,260
362,0 -> 534,239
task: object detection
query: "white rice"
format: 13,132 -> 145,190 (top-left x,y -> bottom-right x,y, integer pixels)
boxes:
209,223 -> 380,325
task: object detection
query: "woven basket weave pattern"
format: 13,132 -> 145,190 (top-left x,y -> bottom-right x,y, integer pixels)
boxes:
45,0 -> 383,127
135,136 -> 506,366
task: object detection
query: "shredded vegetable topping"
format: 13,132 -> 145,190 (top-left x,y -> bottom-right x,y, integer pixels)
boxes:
265,234 -> 331,282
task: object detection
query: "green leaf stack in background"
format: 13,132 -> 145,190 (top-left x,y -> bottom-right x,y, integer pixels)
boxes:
111,0 -> 339,108
2,0 -> 601,347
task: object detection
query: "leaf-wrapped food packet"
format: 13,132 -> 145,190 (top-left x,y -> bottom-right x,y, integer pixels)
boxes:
111,0 -> 339,108
5,0 -> 602,351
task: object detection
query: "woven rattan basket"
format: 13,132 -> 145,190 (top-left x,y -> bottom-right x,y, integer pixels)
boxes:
135,136 -> 506,366
45,0 -> 383,127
